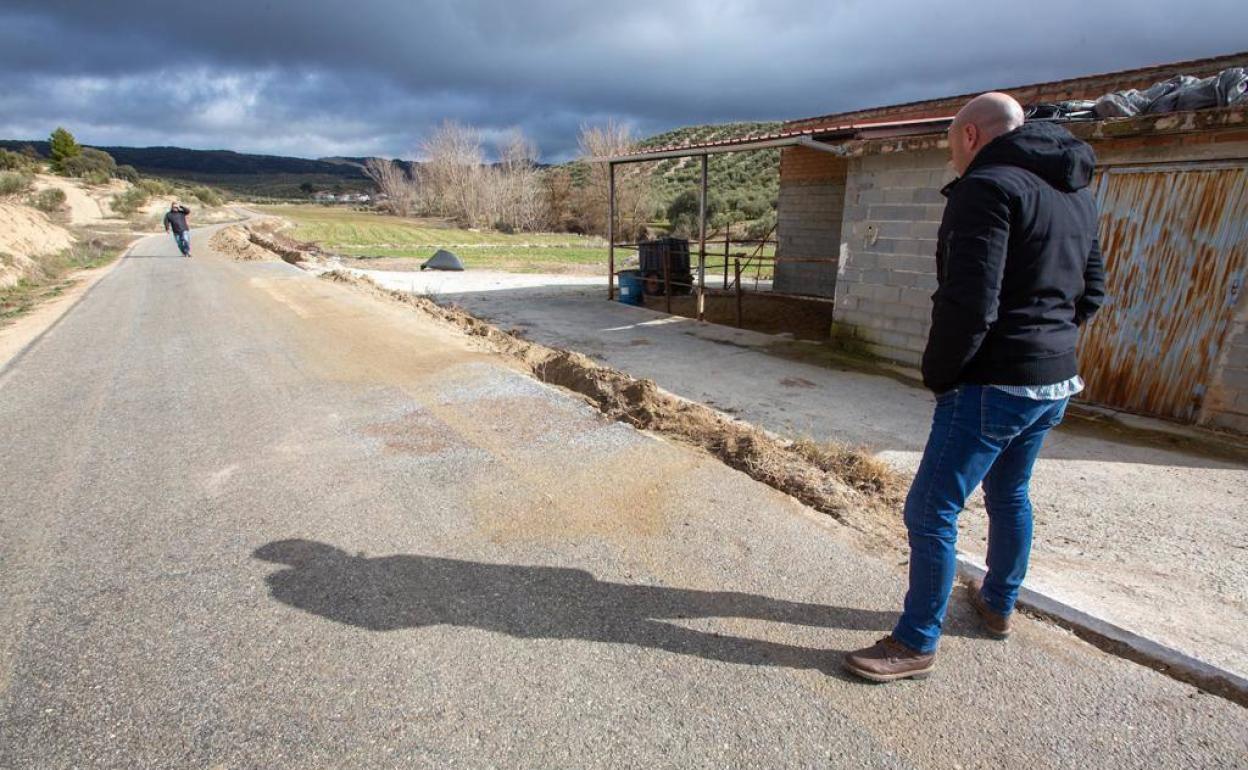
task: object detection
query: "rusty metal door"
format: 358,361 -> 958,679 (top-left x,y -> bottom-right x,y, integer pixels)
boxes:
1077,163 -> 1248,422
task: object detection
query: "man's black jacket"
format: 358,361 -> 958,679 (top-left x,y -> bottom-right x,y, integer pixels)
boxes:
164,206 -> 190,234
922,121 -> 1107,393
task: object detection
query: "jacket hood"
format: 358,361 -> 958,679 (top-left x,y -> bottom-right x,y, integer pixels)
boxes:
966,121 -> 1097,192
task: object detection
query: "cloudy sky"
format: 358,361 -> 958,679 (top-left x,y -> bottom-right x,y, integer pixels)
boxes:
0,1 -> 1241,161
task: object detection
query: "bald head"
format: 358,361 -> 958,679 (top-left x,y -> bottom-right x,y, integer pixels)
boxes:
948,92 -> 1025,174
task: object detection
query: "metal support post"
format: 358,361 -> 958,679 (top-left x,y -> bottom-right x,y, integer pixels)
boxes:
698,154 -> 708,321
607,162 -> 616,300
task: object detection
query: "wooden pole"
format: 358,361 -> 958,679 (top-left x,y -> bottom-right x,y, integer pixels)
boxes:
607,162 -> 616,300
722,235 -> 729,289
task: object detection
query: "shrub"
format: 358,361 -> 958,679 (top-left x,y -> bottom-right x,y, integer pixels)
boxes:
114,164 -> 140,183
191,185 -> 224,206
745,211 -> 777,240
0,171 -> 34,197
110,186 -> 150,216
0,149 -> 35,172
29,188 -> 67,212
138,177 -> 173,196
737,194 -> 770,220
62,147 -> 116,180
83,169 -> 112,186
665,189 -> 723,238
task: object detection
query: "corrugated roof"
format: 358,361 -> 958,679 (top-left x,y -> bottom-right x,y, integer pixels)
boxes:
612,116 -> 952,160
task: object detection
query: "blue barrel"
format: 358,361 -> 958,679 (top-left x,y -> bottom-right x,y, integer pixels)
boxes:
617,270 -> 644,306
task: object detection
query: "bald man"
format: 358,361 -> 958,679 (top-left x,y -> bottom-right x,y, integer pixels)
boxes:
845,93 -> 1106,682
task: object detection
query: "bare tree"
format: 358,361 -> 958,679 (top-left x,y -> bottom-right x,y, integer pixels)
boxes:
576,120 -> 651,239
492,129 -> 546,232
418,122 -> 550,232
544,167 -> 575,232
363,158 -> 418,216
421,121 -> 488,227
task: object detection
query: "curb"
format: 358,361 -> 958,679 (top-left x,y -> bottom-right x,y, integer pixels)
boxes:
956,555 -> 1248,707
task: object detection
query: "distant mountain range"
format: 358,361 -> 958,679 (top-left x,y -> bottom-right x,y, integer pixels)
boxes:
0,140 -> 381,197
1,123 -> 780,204
0,140 -> 379,177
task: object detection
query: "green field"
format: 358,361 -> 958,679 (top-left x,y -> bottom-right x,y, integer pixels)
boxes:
259,204 -> 778,278
259,205 -> 611,273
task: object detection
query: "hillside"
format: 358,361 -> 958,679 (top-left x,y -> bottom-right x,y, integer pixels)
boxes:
0,140 -> 372,198
636,121 -> 782,206
560,121 -> 782,231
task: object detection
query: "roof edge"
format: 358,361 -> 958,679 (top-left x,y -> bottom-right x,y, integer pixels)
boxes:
830,106 -> 1248,158
785,50 -> 1248,133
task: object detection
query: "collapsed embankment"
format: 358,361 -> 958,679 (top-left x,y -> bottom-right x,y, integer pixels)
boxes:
221,218 -> 906,542
320,268 -> 907,545
210,222 -> 324,265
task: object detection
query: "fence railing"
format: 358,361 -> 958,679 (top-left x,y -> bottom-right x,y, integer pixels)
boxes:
612,225 -> 833,327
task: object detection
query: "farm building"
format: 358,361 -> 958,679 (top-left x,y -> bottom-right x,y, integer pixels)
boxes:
607,51 -> 1248,432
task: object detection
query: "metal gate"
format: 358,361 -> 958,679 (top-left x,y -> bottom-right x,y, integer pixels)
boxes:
1077,163 -> 1248,422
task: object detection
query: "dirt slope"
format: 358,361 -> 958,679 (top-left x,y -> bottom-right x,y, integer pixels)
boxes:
30,175 -> 127,226
0,203 -> 75,288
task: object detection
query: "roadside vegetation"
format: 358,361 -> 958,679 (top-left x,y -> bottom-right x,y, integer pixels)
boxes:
32,127 -> 230,219
29,188 -> 67,213
0,170 -> 34,197
0,235 -> 129,325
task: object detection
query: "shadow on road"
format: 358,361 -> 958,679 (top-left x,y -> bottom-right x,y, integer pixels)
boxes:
254,539 -> 904,676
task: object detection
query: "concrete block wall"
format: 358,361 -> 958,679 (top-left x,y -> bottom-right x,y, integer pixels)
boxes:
831,149 -> 951,365
773,147 -> 846,297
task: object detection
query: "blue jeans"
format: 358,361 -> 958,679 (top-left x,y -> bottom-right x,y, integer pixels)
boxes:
172,230 -> 190,255
892,384 -> 1068,653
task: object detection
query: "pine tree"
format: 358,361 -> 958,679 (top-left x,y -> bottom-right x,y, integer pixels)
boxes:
49,127 -> 81,173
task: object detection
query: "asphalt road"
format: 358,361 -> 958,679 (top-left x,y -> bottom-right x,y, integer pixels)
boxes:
1,228 -> 1245,769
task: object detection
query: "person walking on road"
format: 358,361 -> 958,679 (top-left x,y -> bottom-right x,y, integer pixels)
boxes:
164,201 -> 192,257
844,93 -> 1106,682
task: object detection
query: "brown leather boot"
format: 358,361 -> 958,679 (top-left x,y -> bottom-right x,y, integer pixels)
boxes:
969,581 -> 1013,638
843,636 -> 936,682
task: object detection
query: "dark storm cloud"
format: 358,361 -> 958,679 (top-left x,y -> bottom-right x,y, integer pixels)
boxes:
0,1 -> 1242,160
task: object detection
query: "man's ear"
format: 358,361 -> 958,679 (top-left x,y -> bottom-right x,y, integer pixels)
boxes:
965,123 -> 981,151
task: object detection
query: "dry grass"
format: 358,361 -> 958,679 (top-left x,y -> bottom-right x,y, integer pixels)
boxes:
790,437 -> 901,498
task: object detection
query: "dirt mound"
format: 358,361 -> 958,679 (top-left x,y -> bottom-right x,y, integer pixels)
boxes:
247,228 -> 314,264
0,203 -> 76,288
322,269 -> 906,544
210,224 -> 322,265
209,225 -> 274,261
